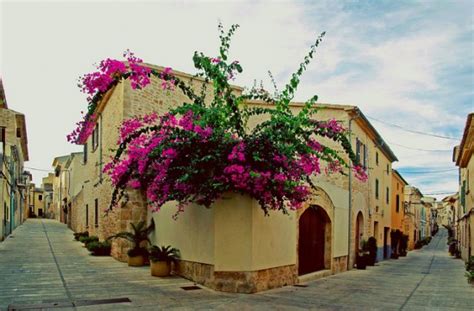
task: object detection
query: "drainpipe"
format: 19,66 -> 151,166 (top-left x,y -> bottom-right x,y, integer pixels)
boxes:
347,110 -> 360,270
9,159 -> 14,234
347,115 -> 353,271
99,114 -> 103,183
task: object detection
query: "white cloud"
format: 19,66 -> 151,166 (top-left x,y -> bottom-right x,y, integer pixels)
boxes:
1,0 -> 471,198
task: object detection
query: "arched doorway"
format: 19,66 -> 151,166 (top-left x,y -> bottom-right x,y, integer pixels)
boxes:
355,211 -> 364,257
298,205 -> 331,275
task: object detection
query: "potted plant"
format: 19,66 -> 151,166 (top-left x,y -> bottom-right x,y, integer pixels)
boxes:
149,245 -> 180,277
108,220 -> 155,266
390,230 -> 400,259
414,240 -> 423,249
356,239 -> 369,270
399,234 -> 408,257
367,237 -> 377,266
87,241 -> 111,256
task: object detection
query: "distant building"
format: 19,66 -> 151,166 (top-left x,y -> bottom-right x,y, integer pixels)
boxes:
404,186 -> 423,250
391,169 -> 408,234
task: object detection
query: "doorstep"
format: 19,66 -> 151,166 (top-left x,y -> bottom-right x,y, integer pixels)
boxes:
297,269 -> 332,283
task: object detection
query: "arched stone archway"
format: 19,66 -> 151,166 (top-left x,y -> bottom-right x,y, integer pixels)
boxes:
355,211 -> 364,258
298,205 -> 332,275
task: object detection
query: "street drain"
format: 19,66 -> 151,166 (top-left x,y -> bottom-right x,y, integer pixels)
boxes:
8,297 -> 131,310
181,285 -> 202,291
293,284 -> 308,288
75,297 -> 131,306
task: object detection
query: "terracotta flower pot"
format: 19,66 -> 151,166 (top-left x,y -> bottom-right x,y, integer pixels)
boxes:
150,260 -> 171,277
128,255 -> 145,267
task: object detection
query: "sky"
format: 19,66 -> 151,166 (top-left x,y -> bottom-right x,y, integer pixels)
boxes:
1,0 -> 473,200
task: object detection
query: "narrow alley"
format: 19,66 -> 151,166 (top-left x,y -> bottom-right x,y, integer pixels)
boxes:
0,219 -> 472,310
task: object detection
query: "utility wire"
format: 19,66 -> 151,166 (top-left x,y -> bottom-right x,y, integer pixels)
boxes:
387,141 -> 453,152
397,168 -> 457,174
423,191 -> 457,196
24,166 -> 53,172
367,116 -> 460,141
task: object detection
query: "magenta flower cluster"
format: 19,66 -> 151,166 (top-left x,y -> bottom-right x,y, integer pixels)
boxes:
66,113 -> 96,144
76,24 -> 369,216
68,50 -> 153,144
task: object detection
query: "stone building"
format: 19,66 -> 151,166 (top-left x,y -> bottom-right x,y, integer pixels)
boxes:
67,63 -> 400,292
51,155 -> 71,222
0,78 -> 29,240
403,186 -> 423,250
439,194 -> 456,227
453,113 -> 473,261
63,152 -> 86,231
152,101 -> 398,292
41,173 -> 54,219
27,184 -> 45,217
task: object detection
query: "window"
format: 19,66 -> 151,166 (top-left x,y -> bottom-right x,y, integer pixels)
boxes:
16,128 -> 21,138
396,195 -> 400,213
386,187 -> 389,204
376,152 -> 379,166
94,199 -> 99,227
355,138 -> 367,169
83,142 -> 88,164
86,204 -> 89,227
39,195 -> 43,201
375,179 -> 379,199
92,124 -> 99,151
355,138 -> 361,164
386,164 -> 389,175
461,181 -> 466,213
363,144 -> 367,169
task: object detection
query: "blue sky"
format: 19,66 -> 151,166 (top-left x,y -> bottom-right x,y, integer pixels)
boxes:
1,0 -> 473,199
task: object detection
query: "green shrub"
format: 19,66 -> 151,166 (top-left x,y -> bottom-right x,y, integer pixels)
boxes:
466,256 -> 474,272
465,270 -> 474,284
87,241 -> 111,256
79,235 -> 99,246
74,231 -> 89,241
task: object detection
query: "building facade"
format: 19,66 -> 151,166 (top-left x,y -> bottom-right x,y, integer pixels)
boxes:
0,79 -> 29,240
64,64 -> 401,292
403,186 -> 423,250
391,169 -> 408,233
453,113 -> 473,261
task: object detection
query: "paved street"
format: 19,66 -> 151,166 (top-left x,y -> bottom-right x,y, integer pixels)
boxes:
0,219 -> 472,311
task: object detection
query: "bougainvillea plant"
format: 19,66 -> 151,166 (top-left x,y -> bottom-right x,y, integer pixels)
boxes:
70,24 -> 367,217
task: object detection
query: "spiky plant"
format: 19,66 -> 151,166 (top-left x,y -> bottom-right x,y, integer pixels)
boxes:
108,220 -> 155,257
149,245 -> 180,263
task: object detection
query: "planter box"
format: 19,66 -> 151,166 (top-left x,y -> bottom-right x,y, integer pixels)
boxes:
150,193 -> 298,293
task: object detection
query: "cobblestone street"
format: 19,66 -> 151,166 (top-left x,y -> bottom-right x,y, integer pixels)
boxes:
0,219 -> 473,310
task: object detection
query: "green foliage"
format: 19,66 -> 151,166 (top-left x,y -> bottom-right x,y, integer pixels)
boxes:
73,231 -> 89,241
108,220 -> 155,255
87,241 -> 111,256
149,245 -> 180,263
466,256 -> 474,272
127,247 -> 148,258
465,270 -> 474,284
79,235 -> 98,246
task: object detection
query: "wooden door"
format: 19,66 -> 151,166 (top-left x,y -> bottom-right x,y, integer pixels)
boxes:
298,207 -> 325,275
